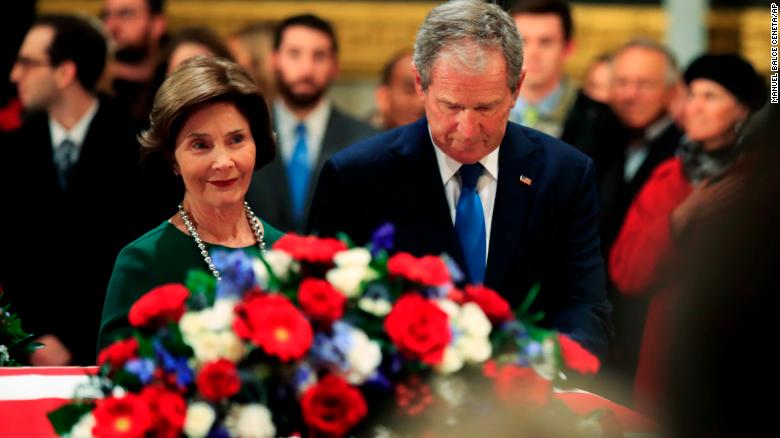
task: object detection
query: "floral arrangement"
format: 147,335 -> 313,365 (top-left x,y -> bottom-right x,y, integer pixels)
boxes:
50,225 -> 608,437
0,286 -> 41,366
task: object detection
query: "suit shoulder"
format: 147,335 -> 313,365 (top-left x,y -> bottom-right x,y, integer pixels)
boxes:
330,107 -> 380,138
328,124 -> 403,169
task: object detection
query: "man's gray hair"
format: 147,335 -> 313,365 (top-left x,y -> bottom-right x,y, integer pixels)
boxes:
413,0 -> 523,93
613,38 -> 680,87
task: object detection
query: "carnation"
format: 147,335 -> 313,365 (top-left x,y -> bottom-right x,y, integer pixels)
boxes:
183,402 -> 215,438
128,283 -> 189,328
228,404 -> 276,438
233,294 -> 313,362
333,248 -> 372,268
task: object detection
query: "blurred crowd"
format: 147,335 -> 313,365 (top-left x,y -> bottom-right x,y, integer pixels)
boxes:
0,0 -> 774,432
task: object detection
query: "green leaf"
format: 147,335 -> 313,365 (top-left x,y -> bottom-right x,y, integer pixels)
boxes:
47,402 -> 94,436
516,282 -> 541,318
186,270 -> 217,307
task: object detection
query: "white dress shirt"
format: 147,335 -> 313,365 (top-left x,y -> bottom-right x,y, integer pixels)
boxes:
429,127 -> 499,264
49,98 -> 99,162
273,98 -> 331,167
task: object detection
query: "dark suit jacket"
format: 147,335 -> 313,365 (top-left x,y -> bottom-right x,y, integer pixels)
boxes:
308,118 -> 612,358
597,121 -> 682,252
246,106 -> 378,234
0,96 -> 147,364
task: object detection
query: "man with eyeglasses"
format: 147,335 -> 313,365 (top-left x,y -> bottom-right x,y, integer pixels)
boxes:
100,0 -> 168,121
2,14 -> 148,366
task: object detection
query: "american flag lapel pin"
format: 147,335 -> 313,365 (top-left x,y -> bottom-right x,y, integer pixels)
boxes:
518,174 -> 533,186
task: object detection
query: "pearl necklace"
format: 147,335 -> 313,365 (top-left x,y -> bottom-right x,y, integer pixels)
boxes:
178,201 -> 266,280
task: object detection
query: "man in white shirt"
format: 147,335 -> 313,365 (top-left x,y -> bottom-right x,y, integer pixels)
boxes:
246,14 -> 378,233
2,14 -> 144,366
309,0 -> 610,359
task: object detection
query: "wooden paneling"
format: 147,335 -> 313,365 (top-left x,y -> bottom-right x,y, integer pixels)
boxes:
38,1 -> 773,79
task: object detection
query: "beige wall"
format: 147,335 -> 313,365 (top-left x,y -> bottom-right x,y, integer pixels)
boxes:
39,1 -> 772,78
38,1 -> 772,118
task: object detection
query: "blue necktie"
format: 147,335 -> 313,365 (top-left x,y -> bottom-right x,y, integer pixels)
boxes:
287,123 -> 311,225
455,163 -> 486,284
54,138 -> 77,189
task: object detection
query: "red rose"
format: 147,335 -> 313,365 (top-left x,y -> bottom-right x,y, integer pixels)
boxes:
97,338 -> 138,370
558,334 -> 600,374
301,374 -> 367,437
463,285 -> 513,324
128,283 -> 189,328
140,384 -> 186,438
273,234 -> 348,264
298,278 -> 345,325
234,294 -> 313,361
387,253 -> 450,286
384,294 -> 451,365
196,358 -> 242,402
493,363 -> 551,407
92,393 -> 153,438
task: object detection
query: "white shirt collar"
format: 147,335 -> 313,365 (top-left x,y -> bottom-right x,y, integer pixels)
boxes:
49,98 -> 99,151
428,125 -> 500,185
273,98 -> 332,165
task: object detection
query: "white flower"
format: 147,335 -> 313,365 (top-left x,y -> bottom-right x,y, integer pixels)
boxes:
111,386 -> 127,398
69,412 -> 95,438
326,266 -> 369,298
251,258 -> 270,289
334,248 -> 372,267
457,303 -> 492,338
455,335 -> 492,363
264,250 -> 294,281
0,345 -> 9,365
219,331 -> 246,362
358,297 -> 392,317
184,402 -> 216,438
435,299 -> 460,320
188,331 -> 222,363
232,404 -> 276,438
434,346 -> 464,375
345,329 -> 382,384
431,375 -> 468,408
201,299 -> 236,331
179,312 -> 206,337
530,337 -> 558,380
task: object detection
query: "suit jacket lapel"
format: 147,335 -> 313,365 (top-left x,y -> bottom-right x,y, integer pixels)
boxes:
485,124 -> 542,290
392,118 -> 464,267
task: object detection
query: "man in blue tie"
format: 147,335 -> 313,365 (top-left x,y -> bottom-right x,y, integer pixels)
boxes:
245,14 -> 378,233
308,0 -> 610,359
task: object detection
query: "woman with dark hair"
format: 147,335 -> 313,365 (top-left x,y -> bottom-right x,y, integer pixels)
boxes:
165,26 -> 234,75
608,53 -> 766,414
98,56 -> 282,348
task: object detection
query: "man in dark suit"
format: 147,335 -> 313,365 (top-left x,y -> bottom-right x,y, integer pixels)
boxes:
589,39 -> 683,404
308,0 -> 610,358
1,14 -> 145,365
245,14 -> 378,234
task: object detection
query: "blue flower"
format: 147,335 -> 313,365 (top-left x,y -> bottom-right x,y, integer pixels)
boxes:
124,358 -> 155,384
441,253 -> 465,284
370,222 -> 395,256
212,250 -> 256,300
309,322 -> 354,369
154,340 -> 194,388
207,425 -> 231,438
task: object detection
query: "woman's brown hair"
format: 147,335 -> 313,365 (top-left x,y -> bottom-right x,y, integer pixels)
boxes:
140,56 -> 275,171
